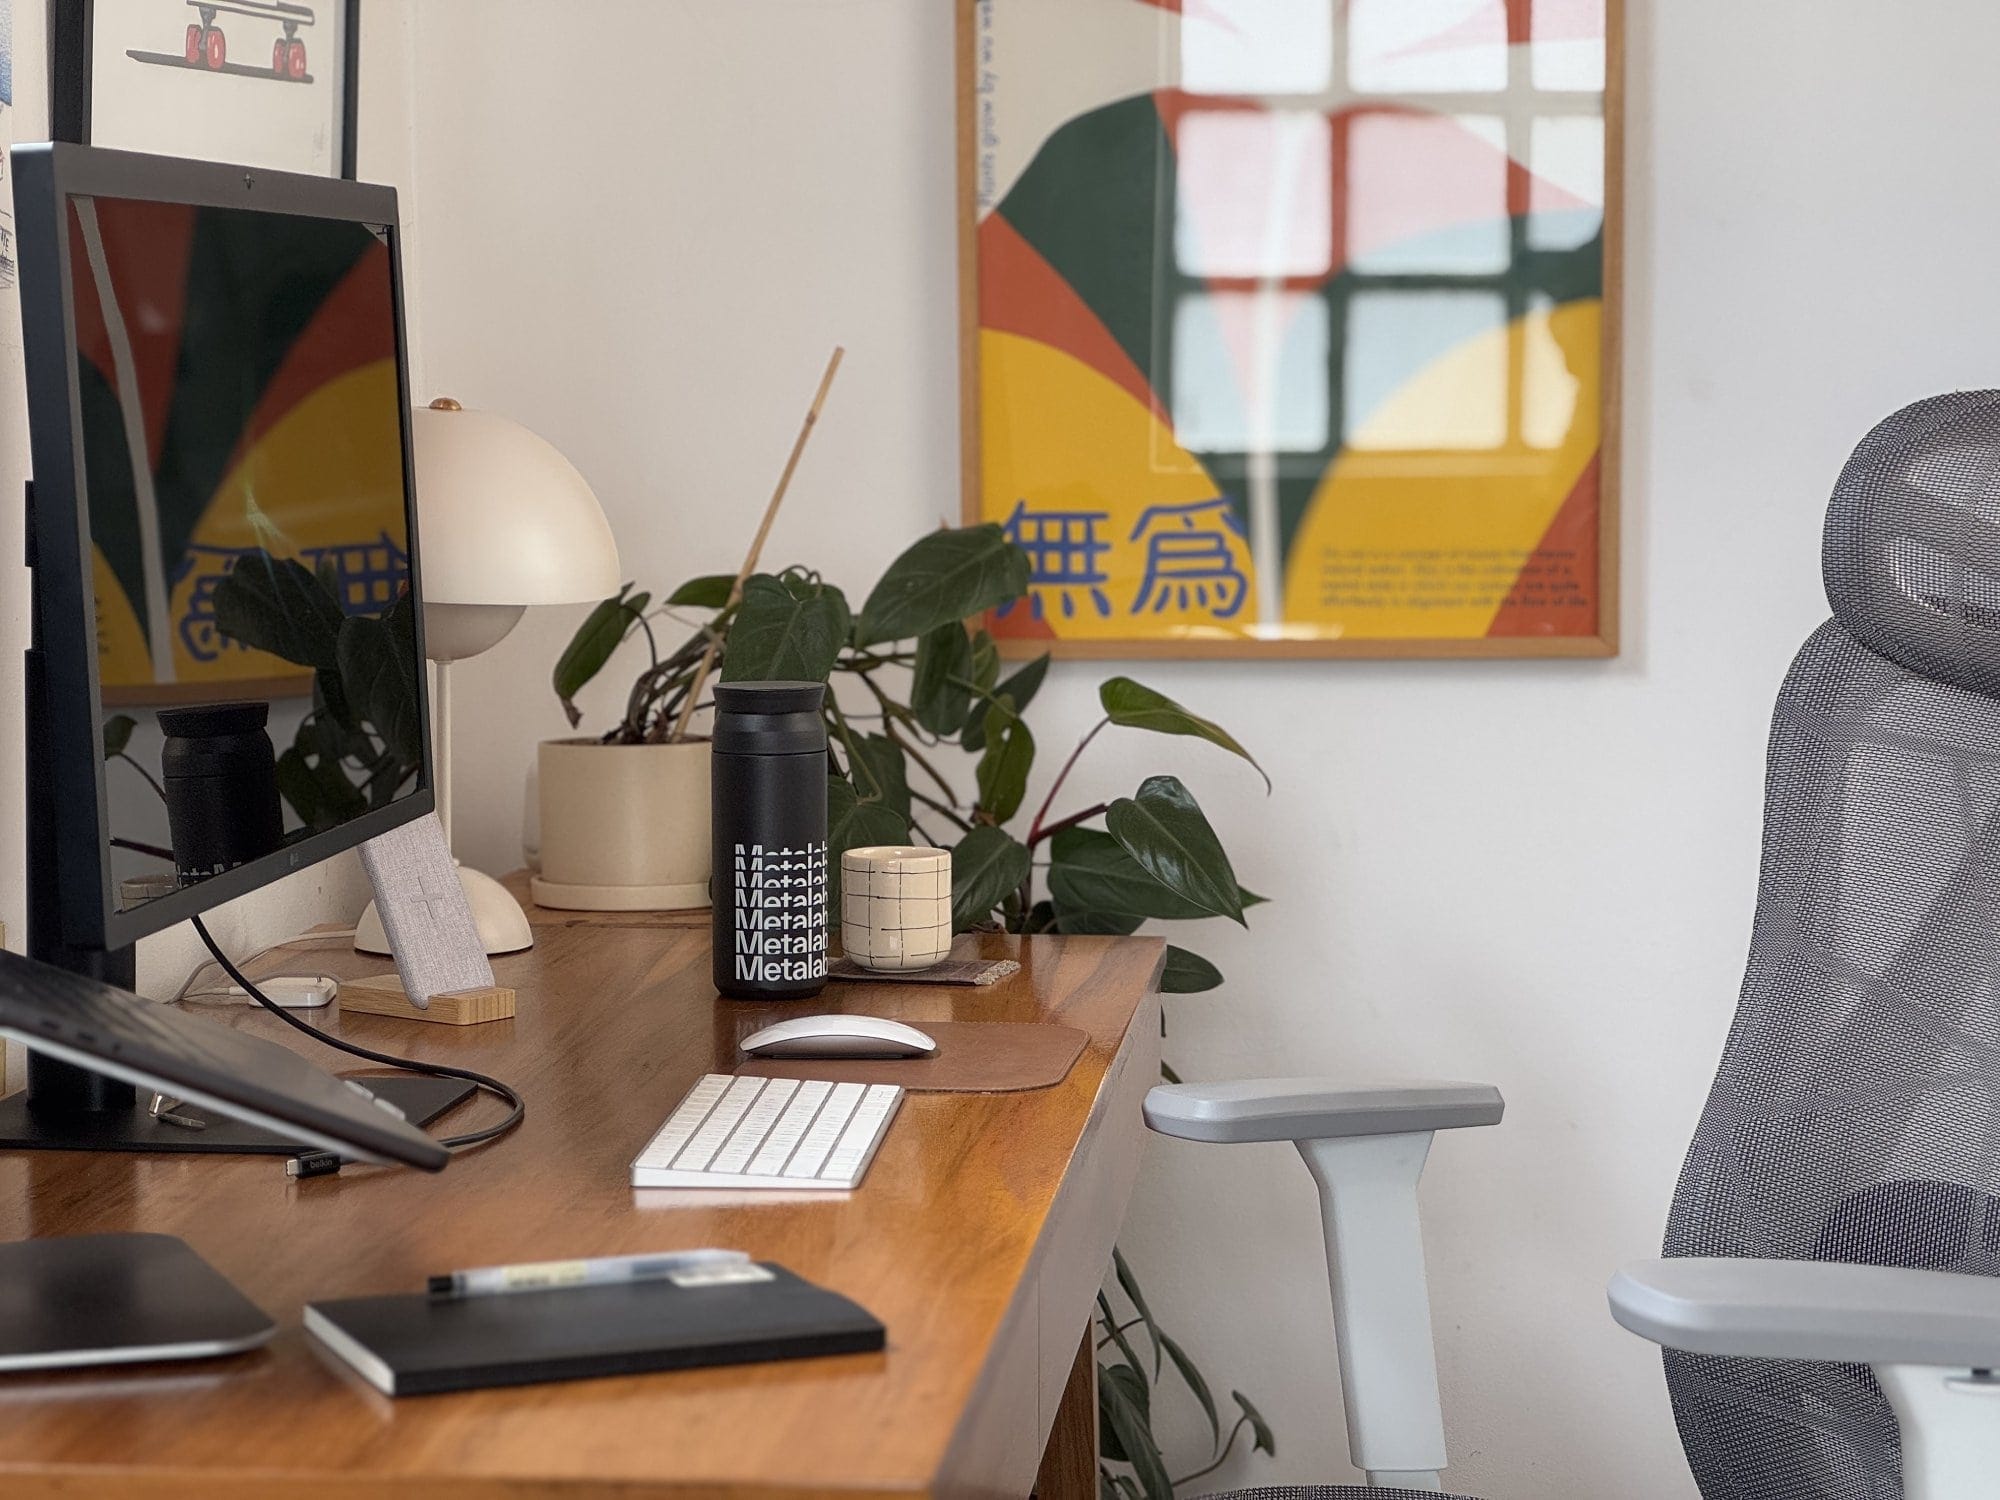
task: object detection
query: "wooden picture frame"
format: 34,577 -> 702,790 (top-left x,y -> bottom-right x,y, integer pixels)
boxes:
53,0 -> 362,180
958,0 -> 1623,660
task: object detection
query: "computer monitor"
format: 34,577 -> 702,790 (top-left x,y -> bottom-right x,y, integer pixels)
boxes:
9,144 -> 436,1141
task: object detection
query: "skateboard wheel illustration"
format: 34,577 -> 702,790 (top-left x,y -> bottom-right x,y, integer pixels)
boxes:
186,24 -> 203,64
204,27 -> 226,70
273,38 -> 287,74
287,40 -> 307,79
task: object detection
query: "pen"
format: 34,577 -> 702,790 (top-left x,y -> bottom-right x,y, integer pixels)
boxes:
427,1248 -> 750,1299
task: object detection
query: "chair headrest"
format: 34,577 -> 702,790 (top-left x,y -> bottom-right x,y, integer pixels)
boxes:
1825,391 -> 2000,695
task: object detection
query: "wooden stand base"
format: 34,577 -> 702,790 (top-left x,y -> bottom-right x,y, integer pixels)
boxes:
340,975 -> 517,1026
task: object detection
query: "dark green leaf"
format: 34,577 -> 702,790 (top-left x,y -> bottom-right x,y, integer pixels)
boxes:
1159,1059 -> 1184,1085
1105,776 -> 1245,926
721,571 -> 851,683
1240,886 -> 1271,910
666,574 -> 735,608
827,776 -> 912,909
856,524 -> 1031,645
1161,1332 -> 1220,1448
1050,904 -> 1147,936
1097,1290 -> 1149,1393
554,586 -> 650,726
1100,1365 -> 1172,1500
970,629 -> 1000,693
973,702 -> 1034,823
910,623 -> 973,736
102,714 -> 136,759
336,607 -> 423,768
211,549 -> 344,670
1233,1391 -> 1276,1456
1100,677 -> 1269,790
961,651 -> 1049,752
1112,1248 -> 1163,1375
1161,946 -> 1223,993
949,825 -> 1030,931
1048,827 -> 1216,924
1102,1473 -> 1140,1500
845,733 -> 910,820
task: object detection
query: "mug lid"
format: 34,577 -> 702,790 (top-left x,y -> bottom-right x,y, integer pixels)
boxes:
713,681 -> 825,715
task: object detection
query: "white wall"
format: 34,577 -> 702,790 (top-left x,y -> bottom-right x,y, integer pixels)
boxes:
399,2 -> 2000,1495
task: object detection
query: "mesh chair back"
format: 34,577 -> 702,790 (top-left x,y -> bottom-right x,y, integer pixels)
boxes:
1663,392 -> 2000,1500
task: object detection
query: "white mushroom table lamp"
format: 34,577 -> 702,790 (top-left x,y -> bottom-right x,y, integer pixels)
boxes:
356,398 -> 620,957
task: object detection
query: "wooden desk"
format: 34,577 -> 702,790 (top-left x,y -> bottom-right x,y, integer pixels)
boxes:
0,908 -> 1163,1499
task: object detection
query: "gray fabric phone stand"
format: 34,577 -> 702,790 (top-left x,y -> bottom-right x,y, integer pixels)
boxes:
354,814 -> 512,1023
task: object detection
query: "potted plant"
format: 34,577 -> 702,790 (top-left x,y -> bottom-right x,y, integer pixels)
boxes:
531,576 -> 735,910
548,522 -> 1276,1491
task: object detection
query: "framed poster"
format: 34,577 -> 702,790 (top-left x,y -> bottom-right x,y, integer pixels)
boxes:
53,0 -> 360,179
959,0 -> 1621,659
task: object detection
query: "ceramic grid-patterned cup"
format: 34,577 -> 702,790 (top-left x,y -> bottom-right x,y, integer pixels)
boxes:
840,846 -> 952,972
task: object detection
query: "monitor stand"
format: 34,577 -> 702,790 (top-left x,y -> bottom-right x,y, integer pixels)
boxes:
11,536 -> 478,1154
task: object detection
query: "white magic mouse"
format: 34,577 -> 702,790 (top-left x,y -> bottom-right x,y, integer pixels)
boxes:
740,1014 -> 938,1061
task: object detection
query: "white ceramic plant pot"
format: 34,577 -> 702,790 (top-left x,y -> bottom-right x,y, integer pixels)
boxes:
529,738 -> 711,911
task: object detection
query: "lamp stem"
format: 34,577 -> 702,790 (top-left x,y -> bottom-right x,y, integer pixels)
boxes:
435,658 -> 454,851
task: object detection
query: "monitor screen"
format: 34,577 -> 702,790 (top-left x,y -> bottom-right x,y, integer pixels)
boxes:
63,192 -> 422,915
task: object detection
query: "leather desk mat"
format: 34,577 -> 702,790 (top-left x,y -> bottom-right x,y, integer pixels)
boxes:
735,1021 -> 1088,1094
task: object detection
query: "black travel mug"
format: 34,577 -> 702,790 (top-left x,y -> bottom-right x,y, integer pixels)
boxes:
156,701 -> 285,885
711,681 -> 830,1000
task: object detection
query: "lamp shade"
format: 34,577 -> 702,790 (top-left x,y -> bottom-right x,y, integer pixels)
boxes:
411,400 -> 621,606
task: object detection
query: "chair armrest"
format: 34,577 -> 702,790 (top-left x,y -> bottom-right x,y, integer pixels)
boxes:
1609,1257 -> 2000,1369
1143,1078 -> 1504,1144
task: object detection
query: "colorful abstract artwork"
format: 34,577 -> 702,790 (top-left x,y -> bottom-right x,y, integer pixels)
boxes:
960,0 -> 1620,657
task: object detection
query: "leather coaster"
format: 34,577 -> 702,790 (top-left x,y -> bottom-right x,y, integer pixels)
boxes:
736,1021 -> 1088,1094
826,956 -> 1020,986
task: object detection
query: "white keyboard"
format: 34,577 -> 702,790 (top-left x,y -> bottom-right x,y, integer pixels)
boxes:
631,1074 -> 904,1191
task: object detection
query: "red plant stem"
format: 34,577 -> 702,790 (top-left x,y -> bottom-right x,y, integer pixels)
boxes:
1032,802 -> 1109,847
1027,717 -> 1107,847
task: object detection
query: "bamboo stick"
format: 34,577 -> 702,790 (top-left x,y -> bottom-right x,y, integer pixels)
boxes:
664,346 -> 845,743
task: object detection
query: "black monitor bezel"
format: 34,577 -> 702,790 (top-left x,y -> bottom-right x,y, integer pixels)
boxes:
15,142 -> 435,953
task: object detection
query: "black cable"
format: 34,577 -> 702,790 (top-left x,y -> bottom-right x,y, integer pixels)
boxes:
191,915 -> 524,1156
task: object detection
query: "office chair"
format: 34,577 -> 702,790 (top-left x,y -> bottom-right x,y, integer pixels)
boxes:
1146,392 -> 2000,1500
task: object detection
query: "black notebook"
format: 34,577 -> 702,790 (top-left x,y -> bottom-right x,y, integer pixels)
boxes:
304,1264 -> 884,1396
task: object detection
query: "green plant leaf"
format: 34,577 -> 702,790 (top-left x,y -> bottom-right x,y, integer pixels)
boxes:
211,549 -> 344,670
845,733 -> 910,821
1049,827 -> 1219,924
1105,776 -> 1245,926
970,629 -> 1000,693
553,585 -> 650,728
667,574 -> 735,608
949,825 -> 1030,931
721,571 -> 851,683
1233,1391 -> 1276,1456
855,524 -> 1031,645
1097,1289 -> 1150,1393
1160,1332 -> 1220,1448
1099,1364 -> 1172,1500
973,701 -> 1034,823
336,605 -> 423,768
1050,904 -> 1148,936
1112,1248 -> 1163,1375
1161,945 -> 1223,993
1100,676 -> 1269,790
962,651 -> 1050,752
827,776 -> 912,909
910,622 -> 973,736
102,714 -> 136,759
